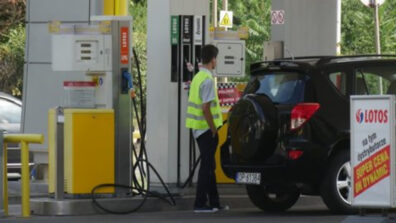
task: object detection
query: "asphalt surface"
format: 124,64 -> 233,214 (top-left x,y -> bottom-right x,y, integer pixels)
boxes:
4,203 -> 348,223
4,184 -> 395,223
4,209 -> 346,223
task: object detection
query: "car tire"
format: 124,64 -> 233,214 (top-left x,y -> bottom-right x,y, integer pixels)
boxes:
320,150 -> 356,214
246,185 -> 300,212
229,94 -> 278,163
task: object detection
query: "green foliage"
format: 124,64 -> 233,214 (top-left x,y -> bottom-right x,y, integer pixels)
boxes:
130,0 -> 147,90
341,0 -> 396,54
0,24 -> 25,96
129,0 -> 147,125
0,0 -> 25,42
341,0 -> 396,95
0,0 -> 25,97
227,0 -> 271,76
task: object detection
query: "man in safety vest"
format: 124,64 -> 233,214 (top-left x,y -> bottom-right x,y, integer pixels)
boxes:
186,44 -> 227,213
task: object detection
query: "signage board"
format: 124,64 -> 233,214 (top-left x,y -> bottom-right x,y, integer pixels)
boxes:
120,27 -> 129,64
219,11 -> 233,28
351,95 -> 396,208
171,16 -> 180,45
271,10 -> 285,25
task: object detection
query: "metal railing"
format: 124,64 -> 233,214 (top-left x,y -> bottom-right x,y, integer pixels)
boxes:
1,133 -> 44,218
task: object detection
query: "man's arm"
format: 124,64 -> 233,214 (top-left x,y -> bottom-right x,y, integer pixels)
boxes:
202,102 -> 217,136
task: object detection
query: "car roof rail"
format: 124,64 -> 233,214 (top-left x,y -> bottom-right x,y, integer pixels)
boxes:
317,54 -> 396,65
251,55 -> 396,72
279,56 -> 334,61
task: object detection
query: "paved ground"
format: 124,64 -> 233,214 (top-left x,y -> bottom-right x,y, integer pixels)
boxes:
5,202 -> 396,223
4,207 -> 347,223
4,182 -> 395,223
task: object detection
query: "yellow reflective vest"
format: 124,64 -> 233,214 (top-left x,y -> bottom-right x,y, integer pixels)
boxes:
186,70 -> 223,130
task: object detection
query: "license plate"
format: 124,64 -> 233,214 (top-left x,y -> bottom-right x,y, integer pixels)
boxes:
236,172 -> 261,185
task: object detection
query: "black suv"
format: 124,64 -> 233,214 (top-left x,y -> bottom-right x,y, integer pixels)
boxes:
221,56 -> 396,213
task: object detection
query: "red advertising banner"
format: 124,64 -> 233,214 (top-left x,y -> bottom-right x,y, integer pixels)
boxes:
120,27 -> 129,64
353,145 -> 390,197
217,83 -> 245,107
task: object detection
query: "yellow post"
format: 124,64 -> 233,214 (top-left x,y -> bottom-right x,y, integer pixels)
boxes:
115,0 -> 120,15
3,134 -> 44,218
20,141 -> 30,217
116,0 -> 128,16
104,0 -> 115,15
4,134 -> 44,144
3,144 -> 8,216
104,0 -> 128,16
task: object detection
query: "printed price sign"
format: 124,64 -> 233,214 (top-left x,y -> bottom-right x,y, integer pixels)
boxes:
217,83 -> 246,107
351,95 -> 395,208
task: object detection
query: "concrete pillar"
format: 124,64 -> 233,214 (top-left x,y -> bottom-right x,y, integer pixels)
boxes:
271,0 -> 340,57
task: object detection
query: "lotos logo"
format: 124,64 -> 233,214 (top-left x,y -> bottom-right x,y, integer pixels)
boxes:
356,109 -> 388,124
356,109 -> 364,124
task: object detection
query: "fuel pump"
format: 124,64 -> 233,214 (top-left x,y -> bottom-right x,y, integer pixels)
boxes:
49,16 -> 133,195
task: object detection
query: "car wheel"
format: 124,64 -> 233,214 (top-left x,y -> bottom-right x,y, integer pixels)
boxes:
246,185 -> 300,212
320,150 -> 355,214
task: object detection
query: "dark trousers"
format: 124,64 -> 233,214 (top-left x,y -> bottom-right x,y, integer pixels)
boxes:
194,130 -> 220,208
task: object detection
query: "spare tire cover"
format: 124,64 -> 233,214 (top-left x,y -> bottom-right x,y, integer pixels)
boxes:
229,94 -> 278,163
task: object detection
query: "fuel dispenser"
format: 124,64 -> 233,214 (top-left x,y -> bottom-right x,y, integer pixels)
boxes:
171,15 -> 206,82
48,16 -> 133,195
171,15 -> 248,185
170,15 -> 207,186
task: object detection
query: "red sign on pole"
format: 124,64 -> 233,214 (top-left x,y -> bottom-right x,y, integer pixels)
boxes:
120,27 -> 129,64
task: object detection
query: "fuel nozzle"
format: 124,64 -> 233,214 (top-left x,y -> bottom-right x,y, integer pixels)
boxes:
122,69 -> 134,95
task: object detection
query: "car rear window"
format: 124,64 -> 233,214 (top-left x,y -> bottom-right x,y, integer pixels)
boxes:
255,73 -> 308,104
355,67 -> 393,95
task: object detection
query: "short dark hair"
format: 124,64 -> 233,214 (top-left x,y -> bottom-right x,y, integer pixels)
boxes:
202,44 -> 219,64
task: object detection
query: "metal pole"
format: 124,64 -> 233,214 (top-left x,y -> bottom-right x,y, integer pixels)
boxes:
223,0 -> 228,31
336,0 -> 342,55
213,0 -> 218,27
0,131 -> 5,217
55,108 -> 64,200
2,144 -> 7,216
222,0 -> 229,83
374,0 -> 383,93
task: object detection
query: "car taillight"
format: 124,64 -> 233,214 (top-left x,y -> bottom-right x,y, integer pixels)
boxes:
288,150 -> 304,160
290,103 -> 320,131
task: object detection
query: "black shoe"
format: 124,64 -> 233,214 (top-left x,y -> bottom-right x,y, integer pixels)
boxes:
194,205 -> 218,213
212,205 -> 230,211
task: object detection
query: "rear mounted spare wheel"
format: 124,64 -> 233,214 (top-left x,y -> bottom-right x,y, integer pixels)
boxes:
229,94 -> 278,163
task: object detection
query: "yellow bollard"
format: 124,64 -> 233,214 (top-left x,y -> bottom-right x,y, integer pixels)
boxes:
3,134 -> 44,218
3,144 -> 8,216
4,134 -> 44,144
20,141 -> 30,217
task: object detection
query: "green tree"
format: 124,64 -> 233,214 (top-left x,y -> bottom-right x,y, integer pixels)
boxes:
0,0 -> 26,97
229,0 -> 271,73
129,0 -> 147,128
341,0 -> 396,55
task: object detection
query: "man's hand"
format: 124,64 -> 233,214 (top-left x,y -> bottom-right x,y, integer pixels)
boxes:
211,127 -> 217,137
202,102 -> 217,137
